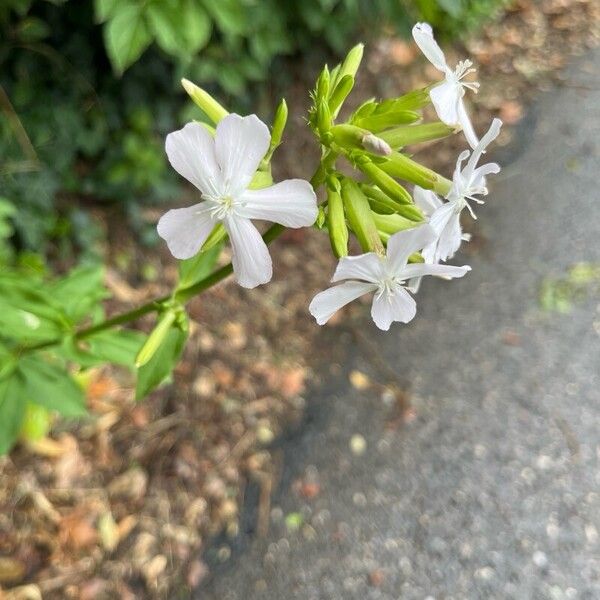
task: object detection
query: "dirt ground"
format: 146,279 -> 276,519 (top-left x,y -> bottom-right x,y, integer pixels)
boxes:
1,0 -> 599,598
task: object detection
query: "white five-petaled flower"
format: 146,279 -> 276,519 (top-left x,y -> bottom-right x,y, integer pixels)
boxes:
412,22 -> 480,149
309,225 -> 471,331
157,114 -> 318,288
414,118 -> 502,266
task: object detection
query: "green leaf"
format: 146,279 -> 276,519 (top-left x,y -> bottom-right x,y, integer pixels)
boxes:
95,0 -> 121,23
49,264 -> 107,323
177,242 -> 222,290
88,329 -> 146,367
20,358 -> 87,417
0,375 -> 26,455
103,2 -> 152,75
135,322 -> 188,400
179,0 -> 211,53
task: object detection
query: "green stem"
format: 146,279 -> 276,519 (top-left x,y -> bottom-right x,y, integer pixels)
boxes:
18,224 -> 288,357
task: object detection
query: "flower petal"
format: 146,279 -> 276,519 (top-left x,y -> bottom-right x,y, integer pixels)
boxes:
412,22 -> 447,71
471,162 -> 501,191
165,122 -> 222,197
309,281 -> 377,326
224,216 -> 272,289
435,210 -> 463,262
430,80 -> 462,125
157,203 -> 216,260
237,179 -> 317,227
386,225 -> 437,273
370,285 -> 416,330
463,118 -> 502,181
400,263 -> 471,280
457,98 -> 479,149
413,186 -> 443,217
215,114 -> 270,196
332,253 -> 384,284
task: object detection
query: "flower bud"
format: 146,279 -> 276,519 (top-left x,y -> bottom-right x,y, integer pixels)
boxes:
340,178 -> 383,254
380,88 -> 431,111
337,43 -> 364,83
353,110 -> 421,132
270,99 -> 288,151
361,133 -> 392,156
181,78 -> 228,125
329,75 -> 354,119
317,99 -> 332,137
358,159 -> 414,206
361,185 -> 424,221
351,98 -> 377,121
380,152 -> 451,194
135,309 -> 177,368
326,177 -> 348,258
379,122 -> 455,149
372,212 -> 416,235
315,65 -> 330,102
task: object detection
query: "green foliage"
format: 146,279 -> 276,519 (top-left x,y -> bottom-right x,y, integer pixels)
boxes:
0,261 -> 145,454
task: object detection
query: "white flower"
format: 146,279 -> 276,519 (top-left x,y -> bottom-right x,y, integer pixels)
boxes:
412,22 -> 480,149
309,225 -> 471,331
414,118 -> 502,265
157,114 -> 318,288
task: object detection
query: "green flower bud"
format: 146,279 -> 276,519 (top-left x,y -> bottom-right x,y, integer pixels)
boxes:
135,309 -> 177,368
351,98 -> 377,121
269,99 -> 288,152
330,125 -> 390,155
181,78 -> 229,124
353,110 -> 421,132
358,159 -> 414,206
372,212 -> 417,235
378,88 -> 431,112
337,43 -> 364,83
379,122 -> 455,149
340,178 -> 383,254
316,65 -> 330,102
361,185 -> 424,221
329,75 -> 354,119
326,178 -> 348,258
318,98 -> 332,137
380,152 -> 451,194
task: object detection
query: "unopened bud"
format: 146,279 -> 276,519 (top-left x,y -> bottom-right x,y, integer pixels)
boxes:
361,133 -> 392,156
372,212 -> 416,235
380,152 -> 451,195
340,178 -> 383,254
329,75 -> 354,119
384,88 -> 431,111
135,310 -> 177,368
326,178 -> 348,258
337,43 -> 364,82
316,65 -> 330,102
360,184 -> 420,219
270,99 -> 288,151
181,78 -> 228,125
379,122 -> 455,149
358,160 -> 414,206
317,99 -> 332,137
353,110 -> 421,132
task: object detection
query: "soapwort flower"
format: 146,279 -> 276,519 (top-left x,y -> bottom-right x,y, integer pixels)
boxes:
414,118 -> 502,266
158,114 -> 318,288
309,225 -> 471,330
412,22 -> 480,148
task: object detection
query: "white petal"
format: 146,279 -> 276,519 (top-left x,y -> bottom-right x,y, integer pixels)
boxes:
386,225 -> 437,273
215,114 -> 270,196
436,211 -> 463,261
237,179 -> 317,227
428,201 -> 456,235
400,263 -> 471,280
412,22 -> 447,71
157,203 -> 216,260
309,281 -> 377,326
430,80 -> 462,125
370,286 -> 417,330
471,162 -> 501,191
332,253 -> 384,284
413,185 -> 443,216
457,98 -> 479,149
463,118 -> 502,181
224,216 -> 272,289
165,122 -> 222,197
406,276 -> 423,294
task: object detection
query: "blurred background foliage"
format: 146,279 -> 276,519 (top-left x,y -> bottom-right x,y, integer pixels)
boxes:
0,0 -> 508,262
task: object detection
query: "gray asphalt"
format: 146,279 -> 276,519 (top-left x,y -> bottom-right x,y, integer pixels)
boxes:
197,49 -> 600,600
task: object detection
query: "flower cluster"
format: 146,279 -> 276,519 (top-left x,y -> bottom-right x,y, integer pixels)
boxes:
157,23 -> 502,331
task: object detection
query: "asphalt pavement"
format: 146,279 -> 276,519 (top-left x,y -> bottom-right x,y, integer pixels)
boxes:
196,48 -> 600,600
